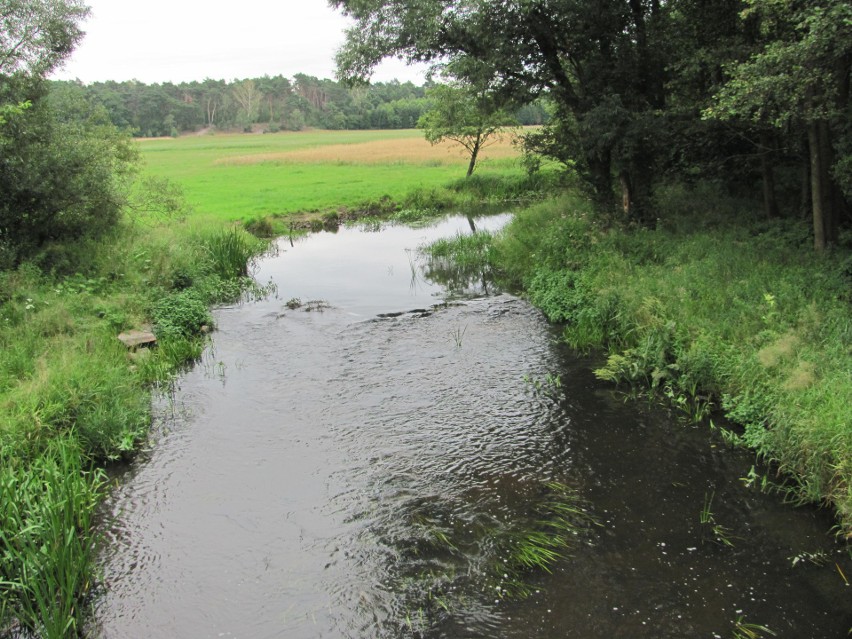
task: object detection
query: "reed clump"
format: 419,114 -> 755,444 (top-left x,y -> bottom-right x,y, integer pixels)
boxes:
0,438 -> 104,638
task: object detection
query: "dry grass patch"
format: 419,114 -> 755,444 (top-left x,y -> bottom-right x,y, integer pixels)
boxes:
215,135 -> 521,166
757,332 -> 799,368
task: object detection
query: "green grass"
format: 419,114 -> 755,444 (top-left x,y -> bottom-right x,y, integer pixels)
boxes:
0,437 -> 104,638
138,129 -> 526,222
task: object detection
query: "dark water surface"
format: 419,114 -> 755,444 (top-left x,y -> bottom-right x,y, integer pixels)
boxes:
91,215 -> 850,638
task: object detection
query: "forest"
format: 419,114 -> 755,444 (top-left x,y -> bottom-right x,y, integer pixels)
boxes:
55,74 -> 548,136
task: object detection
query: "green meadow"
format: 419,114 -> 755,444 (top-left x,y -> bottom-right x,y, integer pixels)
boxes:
138,129 -> 525,223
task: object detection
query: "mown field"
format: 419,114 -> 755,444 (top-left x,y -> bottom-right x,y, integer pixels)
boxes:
138,129 -> 525,222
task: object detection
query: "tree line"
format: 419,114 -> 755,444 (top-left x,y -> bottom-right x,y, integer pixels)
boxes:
54,74 -> 549,138
334,0 -> 851,250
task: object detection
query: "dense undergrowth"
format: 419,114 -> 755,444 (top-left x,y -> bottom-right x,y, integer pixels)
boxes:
0,223 -> 268,637
486,186 -> 852,533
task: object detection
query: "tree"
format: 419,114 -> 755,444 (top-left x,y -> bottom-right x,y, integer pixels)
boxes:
707,0 -> 852,249
231,79 -> 260,131
333,0 -> 669,217
0,79 -> 136,263
0,1 -> 137,265
0,0 -> 89,76
418,80 -> 516,177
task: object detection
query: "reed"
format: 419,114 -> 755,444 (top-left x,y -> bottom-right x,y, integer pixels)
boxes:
0,437 -> 105,638
202,226 -> 265,279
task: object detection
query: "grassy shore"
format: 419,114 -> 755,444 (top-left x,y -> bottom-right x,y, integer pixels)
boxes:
429,187 -> 852,533
0,223 -> 271,636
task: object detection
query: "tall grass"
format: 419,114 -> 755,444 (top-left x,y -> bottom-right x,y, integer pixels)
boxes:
0,437 -> 105,638
202,226 -> 265,279
490,189 -> 852,532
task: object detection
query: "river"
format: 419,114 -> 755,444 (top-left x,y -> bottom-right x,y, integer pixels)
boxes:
90,213 -> 850,638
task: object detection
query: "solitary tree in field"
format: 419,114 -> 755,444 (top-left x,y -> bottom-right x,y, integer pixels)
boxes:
418,81 -> 516,177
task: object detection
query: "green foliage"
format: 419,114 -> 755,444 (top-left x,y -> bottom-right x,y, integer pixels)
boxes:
418,80 -> 517,177
334,0 -> 851,233
201,226 -> 265,279
708,0 -> 851,128
0,78 -> 137,263
0,0 -> 89,76
0,437 -> 104,638
72,75 -> 435,137
426,231 -> 494,269
128,175 -> 193,224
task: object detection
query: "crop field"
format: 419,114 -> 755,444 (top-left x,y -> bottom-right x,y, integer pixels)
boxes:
138,129 -> 524,222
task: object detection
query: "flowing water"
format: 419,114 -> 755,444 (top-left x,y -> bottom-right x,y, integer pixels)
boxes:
91,214 -> 850,638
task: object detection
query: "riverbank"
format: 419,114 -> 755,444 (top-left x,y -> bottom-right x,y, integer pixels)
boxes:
0,223 -> 269,636
484,188 -> 852,535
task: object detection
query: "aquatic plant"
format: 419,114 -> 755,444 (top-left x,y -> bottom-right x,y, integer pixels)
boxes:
732,616 -> 776,639
699,491 -> 737,547
377,480 -> 598,636
450,325 -> 467,349
523,373 -> 563,399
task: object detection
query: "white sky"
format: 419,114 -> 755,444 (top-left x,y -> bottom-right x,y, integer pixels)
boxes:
51,0 -> 428,85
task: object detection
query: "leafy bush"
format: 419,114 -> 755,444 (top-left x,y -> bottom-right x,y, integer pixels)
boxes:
0,79 -> 137,263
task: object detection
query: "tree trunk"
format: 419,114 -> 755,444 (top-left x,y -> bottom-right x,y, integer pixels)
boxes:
620,159 -> 653,223
807,120 -> 827,251
466,133 -> 482,178
619,170 -> 633,218
760,132 -> 780,219
587,151 -> 614,210
800,152 -> 810,221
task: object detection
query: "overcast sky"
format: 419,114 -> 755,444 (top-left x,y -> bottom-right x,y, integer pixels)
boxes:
52,0 -> 427,85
